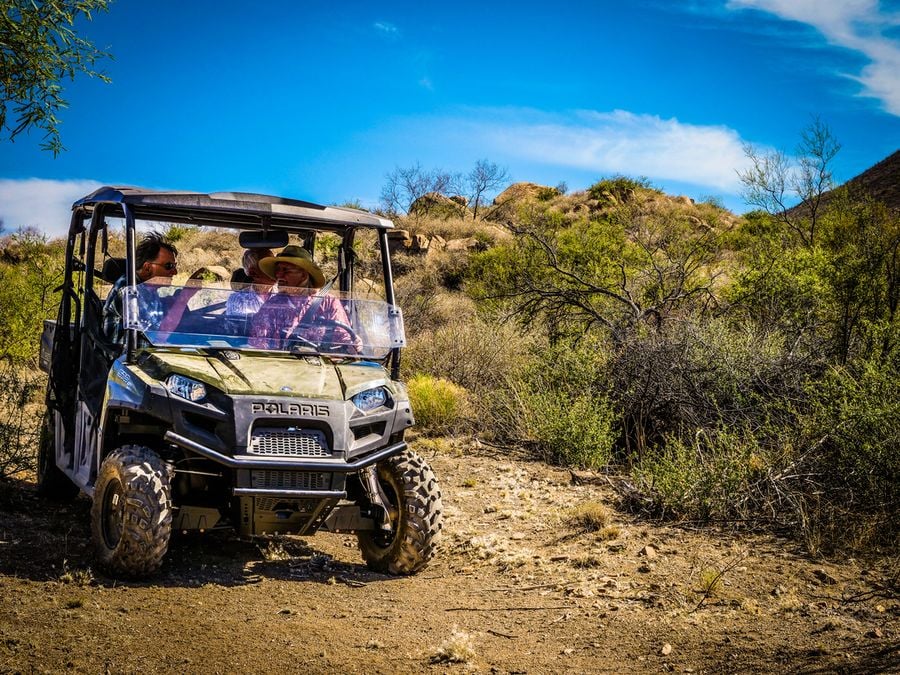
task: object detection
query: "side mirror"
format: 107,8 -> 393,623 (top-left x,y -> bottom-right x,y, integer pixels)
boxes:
239,230 -> 289,248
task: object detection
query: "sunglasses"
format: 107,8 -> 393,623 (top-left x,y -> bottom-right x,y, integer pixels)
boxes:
149,261 -> 178,271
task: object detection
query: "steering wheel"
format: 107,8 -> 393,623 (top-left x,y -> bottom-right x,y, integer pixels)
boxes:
284,319 -> 360,353
282,325 -> 319,351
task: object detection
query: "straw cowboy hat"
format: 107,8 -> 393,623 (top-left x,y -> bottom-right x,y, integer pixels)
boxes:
258,245 -> 325,288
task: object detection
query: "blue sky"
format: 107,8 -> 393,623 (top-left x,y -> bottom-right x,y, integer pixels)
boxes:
2,0 -> 899,237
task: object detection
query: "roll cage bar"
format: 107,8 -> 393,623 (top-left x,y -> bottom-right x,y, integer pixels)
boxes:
52,187 -> 402,399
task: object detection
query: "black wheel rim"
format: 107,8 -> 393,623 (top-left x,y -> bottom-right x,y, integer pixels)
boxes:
100,478 -> 125,549
373,475 -> 401,548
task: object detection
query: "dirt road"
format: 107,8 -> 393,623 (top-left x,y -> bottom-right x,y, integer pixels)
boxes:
1,441 -> 897,673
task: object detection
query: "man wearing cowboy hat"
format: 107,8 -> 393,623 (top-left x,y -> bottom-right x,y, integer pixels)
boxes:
249,245 -> 356,350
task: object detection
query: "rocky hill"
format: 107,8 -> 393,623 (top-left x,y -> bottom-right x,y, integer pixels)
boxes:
844,149 -> 900,210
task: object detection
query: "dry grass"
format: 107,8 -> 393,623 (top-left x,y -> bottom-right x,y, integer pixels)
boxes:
697,567 -> 724,597
596,524 -> 622,541
565,501 -> 612,533
259,539 -> 292,562
400,213 -> 511,245
58,561 -> 93,586
431,627 -> 476,664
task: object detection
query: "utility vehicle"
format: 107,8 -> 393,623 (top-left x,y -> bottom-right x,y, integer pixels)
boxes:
38,187 -> 442,578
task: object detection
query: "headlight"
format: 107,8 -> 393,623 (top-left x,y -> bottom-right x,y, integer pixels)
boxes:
351,387 -> 389,412
166,374 -> 207,402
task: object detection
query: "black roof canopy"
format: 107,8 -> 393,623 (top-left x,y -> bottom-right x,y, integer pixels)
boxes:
73,186 -> 394,232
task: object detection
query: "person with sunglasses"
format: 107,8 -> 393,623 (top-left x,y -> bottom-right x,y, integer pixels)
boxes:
103,232 -> 180,343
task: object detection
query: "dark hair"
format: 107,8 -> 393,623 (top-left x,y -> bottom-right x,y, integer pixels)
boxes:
135,232 -> 178,269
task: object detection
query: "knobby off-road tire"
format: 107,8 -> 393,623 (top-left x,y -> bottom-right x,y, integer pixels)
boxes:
357,449 -> 443,575
36,411 -> 79,502
91,445 -> 173,578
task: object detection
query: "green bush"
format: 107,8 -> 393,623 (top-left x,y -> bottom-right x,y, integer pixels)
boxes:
633,428 -> 768,521
795,360 -> 900,549
404,316 -> 532,397
482,336 -> 615,468
162,223 -> 190,242
407,374 -> 469,435
587,175 -> 656,202
0,231 -> 65,364
608,316 -> 805,460
519,389 -> 615,469
0,366 -> 44,479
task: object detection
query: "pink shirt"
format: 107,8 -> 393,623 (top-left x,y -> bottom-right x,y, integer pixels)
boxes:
249,291 -> 357,350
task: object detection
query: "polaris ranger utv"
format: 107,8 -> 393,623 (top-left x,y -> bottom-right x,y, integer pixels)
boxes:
38,187 -> 442,578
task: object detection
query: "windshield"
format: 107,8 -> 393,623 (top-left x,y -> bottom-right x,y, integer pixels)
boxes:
121,281 -> 405,359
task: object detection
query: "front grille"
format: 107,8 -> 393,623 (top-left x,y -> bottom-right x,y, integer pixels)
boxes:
250,470 -> 330,491
256,497 -> 318,513
248,427 -> 330,457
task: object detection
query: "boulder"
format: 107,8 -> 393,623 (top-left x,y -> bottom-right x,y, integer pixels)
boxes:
445,237 -> 484,252
408,192 -> 467,218
410,233 -> 430,252
493,182 -> 557,206
386,229 -> 411,255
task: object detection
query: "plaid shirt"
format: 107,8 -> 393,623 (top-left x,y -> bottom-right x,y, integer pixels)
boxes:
249,293 -> 355,349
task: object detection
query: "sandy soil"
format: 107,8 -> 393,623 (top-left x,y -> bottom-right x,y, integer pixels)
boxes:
0,439 -> 897,674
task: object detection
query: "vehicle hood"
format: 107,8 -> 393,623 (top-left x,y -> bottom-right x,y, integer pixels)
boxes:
139,351 -> 392,400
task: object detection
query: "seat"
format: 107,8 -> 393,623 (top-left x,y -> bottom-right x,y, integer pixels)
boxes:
231,268 -> 252,286
100,257 -> 126,283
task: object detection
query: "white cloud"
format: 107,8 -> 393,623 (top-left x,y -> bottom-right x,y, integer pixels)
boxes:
728,0 -> 900,115
0,178 -> 103,238
449,109 -> 750,192
373,21 -> 399,37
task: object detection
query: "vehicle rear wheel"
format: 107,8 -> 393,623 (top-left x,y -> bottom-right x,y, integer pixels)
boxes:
91,445 -> 173,578
357,450 -> 443,575
36,410 -> 79,502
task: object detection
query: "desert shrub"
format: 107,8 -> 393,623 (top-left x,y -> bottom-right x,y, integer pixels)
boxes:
0,367 -> 44,478
587,175 -> 656,203
632,427 -> 770,521
792,359 -> 900,549
516,388 -> 615,469
407,374 -> 469,435
607,316 -> 806,460
537,186 -> 560,201
162,223 -> 190,242
404,316 -> 532,396
484,336 -> 616,468
0,231 -> 66,364
395,259 -> 477,336
172,227 -> 243,276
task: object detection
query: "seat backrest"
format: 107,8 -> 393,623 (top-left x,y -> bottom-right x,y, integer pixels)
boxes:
231,268 -> 252,286
100,257 -> 126,283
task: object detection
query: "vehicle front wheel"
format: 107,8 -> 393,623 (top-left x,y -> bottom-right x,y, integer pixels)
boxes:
357,450 -> 443,575
36,410 -> 79,502
91,445 -> 173,578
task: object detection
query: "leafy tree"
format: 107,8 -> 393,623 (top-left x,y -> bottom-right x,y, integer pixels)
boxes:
819,189 -> 900,363
0,228 -> 65,363
470,199 -> 724,345
0,0 -> 111,155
